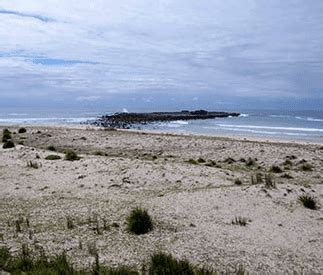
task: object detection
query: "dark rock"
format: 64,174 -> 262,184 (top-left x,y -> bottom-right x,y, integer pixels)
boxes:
90,110 -> 240,129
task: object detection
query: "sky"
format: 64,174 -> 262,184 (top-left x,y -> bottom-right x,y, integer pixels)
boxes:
0,0 -> 323,110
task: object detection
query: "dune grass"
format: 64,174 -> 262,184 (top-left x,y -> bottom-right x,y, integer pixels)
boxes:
0,246 -> 246,274
298,195 -> 317,210
45,155 -> 61,160
3,140 -> 15,149
126,208 -> 153,235
65,150 -> 81,161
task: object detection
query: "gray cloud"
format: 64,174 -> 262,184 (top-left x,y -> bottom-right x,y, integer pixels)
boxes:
0,0 -> 322,109
0,9 -> 54,22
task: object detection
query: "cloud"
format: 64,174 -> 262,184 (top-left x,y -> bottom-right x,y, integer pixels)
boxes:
76,96 -> 101,102
0,0 -> 322,109
0,9 -> 54,22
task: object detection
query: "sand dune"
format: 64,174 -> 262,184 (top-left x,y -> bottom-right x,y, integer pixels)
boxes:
0,125 -> 322,273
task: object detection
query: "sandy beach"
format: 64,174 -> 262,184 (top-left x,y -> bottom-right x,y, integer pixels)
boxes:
0,125 -> 322,274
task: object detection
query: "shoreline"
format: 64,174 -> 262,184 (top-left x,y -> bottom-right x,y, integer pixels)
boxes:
1,123 -> 322,146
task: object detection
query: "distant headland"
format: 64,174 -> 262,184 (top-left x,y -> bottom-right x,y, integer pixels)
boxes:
91,110 -> 240,128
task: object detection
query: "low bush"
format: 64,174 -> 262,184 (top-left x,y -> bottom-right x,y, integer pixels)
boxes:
3,140 -> 15,149
18,127 -> 27,133
283,159 -> 293,166
298,195 -> 317,210
47,145 -> 56,151
126,208 -> 153,235
0,246 -> 246,274
246,158 -> 256,167
300,163 -> 313,172
45,155 -> 61,160
64,150 -> 81,161
234,178 -> 242,185
3,129 -> 11,135
270,165 -> 283,173
188,159 -> 198,165
2,133 -> 11,143
93,151 -> 105,156
281,173 -> 293,179
149,253 -> 195,275
197,158 -> 206,163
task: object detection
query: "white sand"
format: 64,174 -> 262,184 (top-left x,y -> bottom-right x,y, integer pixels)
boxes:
0,125 -> 322,273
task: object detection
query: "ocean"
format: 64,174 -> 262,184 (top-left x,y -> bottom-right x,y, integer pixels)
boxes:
0,107 -> 322,143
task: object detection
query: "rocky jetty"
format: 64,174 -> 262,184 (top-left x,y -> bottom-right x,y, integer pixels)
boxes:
92,110 -> 240,129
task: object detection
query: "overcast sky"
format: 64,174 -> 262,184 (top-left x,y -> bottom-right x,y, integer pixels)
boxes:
0,0 -> 323,110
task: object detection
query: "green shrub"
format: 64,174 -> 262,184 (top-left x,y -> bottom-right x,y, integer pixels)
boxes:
188,159 -> 198,165
3,140 -> 15,149
45,155 -> 61,160
3,129 -> 11,135
298,195 -> 317,210
2,133 -> 11,143
270,165 -> 283,173
281,173 -> 293,179
246,158 -> 256,167
64,150 -> 81,161
0,247 -> 10,269
197,158 -> 206,163
100,266 -> 139,275
93,151 -> 105,156
126,208 -> 153,235
234,179 -> 242,185
47,145 -> 56,151
18,128 -> 27,133
148,253 -> 194,275
283,159 -> 293,166
300,163 -> 313,171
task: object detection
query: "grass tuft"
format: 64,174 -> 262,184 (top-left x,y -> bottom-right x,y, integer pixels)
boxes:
148,253 -> 195,275
264,173 -> 275,188
47,145 -> 56,151
3,140 -> 15,149
300,163 -> 313,172
27,161 -> 40,169
66,216 -> 75,229
64,150 -> 81,161
45,155 -> 61,160
2,133 -> 11,143
232,217 -> 247,226
234,178 -> 242,185
246,158 -> 256,167
197,158 -> 206,163
298,195 -> 317,210
188,159 -> 198,165
270,165 -> 283,173
126,208 -> 153,235
18,128 -> 27,134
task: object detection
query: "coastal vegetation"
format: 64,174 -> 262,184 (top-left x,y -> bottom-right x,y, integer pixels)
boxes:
45,155 -> 61,160
0,246 -> 245,274
18,127 -> 27,134
47,145 -> 56,151
298,195 -> 317,210
65,150 -> 81,161
126,208 -> 153,235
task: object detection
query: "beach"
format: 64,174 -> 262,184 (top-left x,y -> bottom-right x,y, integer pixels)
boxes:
0,125 -> 322,273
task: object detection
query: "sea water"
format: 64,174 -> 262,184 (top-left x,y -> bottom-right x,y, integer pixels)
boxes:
0,107 -> 322,143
